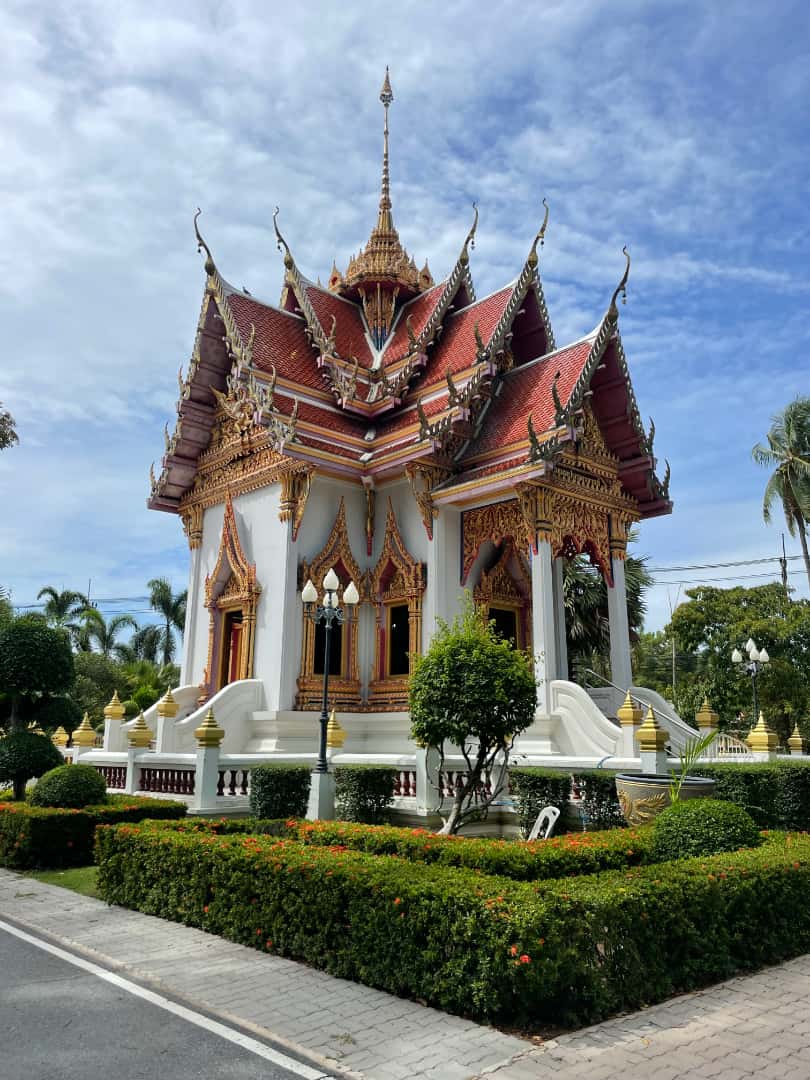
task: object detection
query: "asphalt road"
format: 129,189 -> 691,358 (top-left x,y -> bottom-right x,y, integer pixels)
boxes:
0,926 -> 336,1080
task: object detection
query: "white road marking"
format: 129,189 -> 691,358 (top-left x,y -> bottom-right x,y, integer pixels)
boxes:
0,919 -> 330,1080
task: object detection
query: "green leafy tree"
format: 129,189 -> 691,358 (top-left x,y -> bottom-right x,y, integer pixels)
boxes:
0,730 -> 63,800
0,587 -> 13,630
753,396 -> 810,589
409,599 -> 536,835
0,616 -> 75,731
0,402 -> 18,450
147,578 -> 187,666
669,584 -> 810,742
71,652 -> 124,725
36,587 -> 90,631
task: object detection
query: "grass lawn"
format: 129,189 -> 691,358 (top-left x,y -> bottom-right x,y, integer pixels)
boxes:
27,865 -> 98,898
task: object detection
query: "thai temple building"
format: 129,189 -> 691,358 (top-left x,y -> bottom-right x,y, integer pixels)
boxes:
88,72 -> 697,815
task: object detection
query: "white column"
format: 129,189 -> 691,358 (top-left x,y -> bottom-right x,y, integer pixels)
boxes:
193,744 -> 222,813
607,556 -> 633,693
422,506 -> 462,652
180,543 -> 203,685
415,746 -> 442,816
551,557 -> 568,682
531,539 -> 558,716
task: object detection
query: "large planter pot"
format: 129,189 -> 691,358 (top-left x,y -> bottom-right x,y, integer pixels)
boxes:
615,773 -> 716,826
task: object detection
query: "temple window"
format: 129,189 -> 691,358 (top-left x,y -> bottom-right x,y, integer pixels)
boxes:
489,606 -> 518,647
387,603 -> 411,677
296,499 -> 364,711
368,501 -> 426,711
201,495 -> 261,703
469,537 -> 531,651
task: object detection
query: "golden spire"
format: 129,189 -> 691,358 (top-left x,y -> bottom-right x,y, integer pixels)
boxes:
378,66 -> 394,233
338,69 -> 428,298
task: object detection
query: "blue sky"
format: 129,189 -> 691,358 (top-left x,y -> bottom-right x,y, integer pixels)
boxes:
1,0 -> 808,633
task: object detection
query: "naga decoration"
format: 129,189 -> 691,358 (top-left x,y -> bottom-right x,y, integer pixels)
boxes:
608,246 -> 631,323
647,416 -> 655,456
330,357 -> 360,403
551,371 -> 568,427
526,197 -> 550,268
661,459 -> 671,500
193,207 -> 216,275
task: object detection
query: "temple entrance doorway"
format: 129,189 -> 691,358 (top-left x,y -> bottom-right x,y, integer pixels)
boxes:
217,607 -> 244,691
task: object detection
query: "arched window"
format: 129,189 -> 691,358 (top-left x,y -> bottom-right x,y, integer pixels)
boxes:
368,501 -> 425,711
201,494 -> 261,702
296,499 -> 365,711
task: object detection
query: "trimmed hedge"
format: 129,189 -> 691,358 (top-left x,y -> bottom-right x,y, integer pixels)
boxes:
0,795 -> 187,869
508,769 -> 571,836
651,799 -> 763,860
138,816 -> 655,881
31,764 -> 108,809
691,762 -> 810,829
249,765 -> 311,820
95,822 -> 810,1027
334,765 -> 396,824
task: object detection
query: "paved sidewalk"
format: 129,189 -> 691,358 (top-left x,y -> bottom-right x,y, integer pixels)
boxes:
3,870 -> 810,1080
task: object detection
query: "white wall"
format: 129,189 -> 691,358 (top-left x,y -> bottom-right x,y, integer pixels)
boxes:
184,501 -> 225,687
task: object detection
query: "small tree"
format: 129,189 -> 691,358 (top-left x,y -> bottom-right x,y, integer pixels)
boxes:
0,730 -> 63,800
0,616 -> 75,730
409,600 -> 537,835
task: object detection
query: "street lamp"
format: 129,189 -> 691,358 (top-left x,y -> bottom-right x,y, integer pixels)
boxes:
301,567 -> 359,772
732,639 -> 770,727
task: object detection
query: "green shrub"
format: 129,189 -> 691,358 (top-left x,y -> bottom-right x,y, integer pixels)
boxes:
30,763 -> 108,809
334,766 -> 396,824
652,799 -> 763,861
249,765 -> 311,819
691,762 -> 810,829
0,794 -> 187,869
137,816 -> 655,881
0,731 -> 64,800
508,769 -> 571,836
95,822 -> 810,1027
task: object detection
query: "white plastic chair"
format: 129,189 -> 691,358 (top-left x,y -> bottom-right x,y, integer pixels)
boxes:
527,805 -> 560,841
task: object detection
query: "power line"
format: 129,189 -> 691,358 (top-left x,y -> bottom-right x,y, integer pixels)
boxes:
651,569 -> 807,586
650,555 -> 804,572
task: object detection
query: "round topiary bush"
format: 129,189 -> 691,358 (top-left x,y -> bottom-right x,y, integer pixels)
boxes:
30,763 -> 108,809
0,730 -> 64,801
651,798 -> 763,861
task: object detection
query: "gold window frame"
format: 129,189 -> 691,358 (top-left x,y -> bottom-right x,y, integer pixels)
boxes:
473,539 -> 531,651
296,498 -> 365,711
201,494 -> 261,702
368,500 -> 425,711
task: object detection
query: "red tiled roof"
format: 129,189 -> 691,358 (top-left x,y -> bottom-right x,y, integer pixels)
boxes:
421,287 -> 513,385
273,392 -> 365,438
470,339 -> 593,455
304,285 -> 374,368
381,281 -> 447,362
226,294 -> 324,392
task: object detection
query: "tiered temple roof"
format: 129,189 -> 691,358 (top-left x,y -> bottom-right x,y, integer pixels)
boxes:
149,72 -> 671,522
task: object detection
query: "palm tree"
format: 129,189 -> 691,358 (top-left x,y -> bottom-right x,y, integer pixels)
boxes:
114,624 -> 162,665
563,532 -> 652,680
753,396 -> 810,589
147,578 -> 187,666
81,610 -> 138,658
37,587 -> 90,631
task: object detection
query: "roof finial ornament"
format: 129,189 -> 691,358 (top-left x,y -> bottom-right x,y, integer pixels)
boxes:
193,208 -> 216,276
608,245 -> 631,323
527,198 -> 550,268
272,206 -> 294,270
459,202 -> 479,265
378,66 -> 394,228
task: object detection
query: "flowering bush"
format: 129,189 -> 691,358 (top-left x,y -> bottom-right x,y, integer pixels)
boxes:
0,795 -> 187,869
95,821 -> 810,1027
135,817 -> 655,881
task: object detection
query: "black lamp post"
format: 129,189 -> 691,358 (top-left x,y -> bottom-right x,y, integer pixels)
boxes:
302,567 -> 359,772
732,638 -> 770,727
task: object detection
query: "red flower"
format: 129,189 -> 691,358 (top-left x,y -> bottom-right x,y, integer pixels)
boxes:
519,955 -> 531,964
203,906 -> 209,913
509,945 -> 518,956
393,897 -> 402,905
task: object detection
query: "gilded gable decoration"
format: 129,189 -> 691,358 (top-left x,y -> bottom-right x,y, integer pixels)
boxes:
296,499 -> 366,711
473,539 -> 532,650
279,469 -> 314,542
368,500 -> 426,711
201,494 -> 261,701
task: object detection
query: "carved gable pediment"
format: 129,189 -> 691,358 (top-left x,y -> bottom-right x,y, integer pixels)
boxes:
205,493 -> 261,609
300,498 -> 365,600
370,499 -> 425,600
